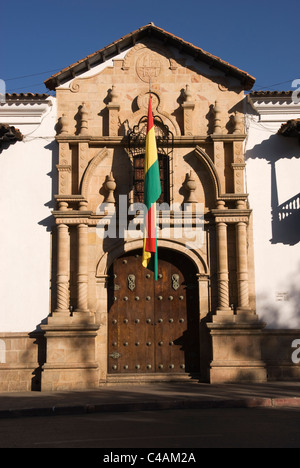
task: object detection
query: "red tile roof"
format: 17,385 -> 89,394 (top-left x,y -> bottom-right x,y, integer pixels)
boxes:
44,23 -> 255,91
250,91 -> 292,97
5,93 -> 50,101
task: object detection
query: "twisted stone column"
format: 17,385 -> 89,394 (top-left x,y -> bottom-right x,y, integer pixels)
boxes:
55,223 -> 70,313
216,222 -> 231,314
236,222 -> 250,311
76,223 -> 89,312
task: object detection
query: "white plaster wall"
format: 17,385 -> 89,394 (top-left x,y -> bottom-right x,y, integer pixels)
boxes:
245,113 -> 300,329
0,97 -> 57,332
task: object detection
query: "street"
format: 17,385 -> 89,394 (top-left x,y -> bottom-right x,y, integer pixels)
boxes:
0,407 -> 300,449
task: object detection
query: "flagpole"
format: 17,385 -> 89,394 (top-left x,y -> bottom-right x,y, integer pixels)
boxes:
142,84 -> 161,280
148,77 -> 157,280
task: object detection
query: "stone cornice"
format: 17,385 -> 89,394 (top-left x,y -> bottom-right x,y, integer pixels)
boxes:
211,208 -> 252,223
53,213 -> 93,223
54,195 -> 87,201
247,94 -> 300,122
0,98 -> 53,125
56,134 -> 247,146
210,134 -> 247,142
220,194 -> 249,201
52,208 -> 250,225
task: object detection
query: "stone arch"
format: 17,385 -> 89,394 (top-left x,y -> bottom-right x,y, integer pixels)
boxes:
128,88 -> 181,137
96,237 -> 208,278
193,145 -> 221,201
81,147 -> 109,199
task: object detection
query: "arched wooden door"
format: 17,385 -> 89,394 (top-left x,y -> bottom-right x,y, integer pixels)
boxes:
107,248 -> 200,376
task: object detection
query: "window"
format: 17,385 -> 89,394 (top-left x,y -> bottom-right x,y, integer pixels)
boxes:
133,153 -> 170,205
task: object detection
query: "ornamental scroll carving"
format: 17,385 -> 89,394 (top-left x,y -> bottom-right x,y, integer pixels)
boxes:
70,80 -> 80,93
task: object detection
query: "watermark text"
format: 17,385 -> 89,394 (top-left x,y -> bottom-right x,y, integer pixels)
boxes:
291,339 -> 300,364
96,196 -> 205,250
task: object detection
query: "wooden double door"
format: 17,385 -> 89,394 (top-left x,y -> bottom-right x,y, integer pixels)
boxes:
108,249 -> 200,376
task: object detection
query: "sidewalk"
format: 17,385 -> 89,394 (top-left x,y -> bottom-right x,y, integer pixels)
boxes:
0,381 -> 300,419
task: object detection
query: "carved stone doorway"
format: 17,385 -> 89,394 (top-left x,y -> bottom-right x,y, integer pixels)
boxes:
107,248 -> 200,377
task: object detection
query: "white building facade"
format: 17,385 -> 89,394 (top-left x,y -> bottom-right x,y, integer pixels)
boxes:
0,94 -> 56,390
246,91 -> 300,329
0,30 -> 299,391
245,91 -> 300,378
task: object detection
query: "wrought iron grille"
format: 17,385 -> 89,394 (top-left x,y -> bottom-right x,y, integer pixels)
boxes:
126,115 -> 174,204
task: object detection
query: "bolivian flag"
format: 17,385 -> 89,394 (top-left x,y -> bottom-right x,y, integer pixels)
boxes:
142,95 -> 161,280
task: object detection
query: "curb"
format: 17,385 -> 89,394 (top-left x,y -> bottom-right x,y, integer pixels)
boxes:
1,397 -> 300,419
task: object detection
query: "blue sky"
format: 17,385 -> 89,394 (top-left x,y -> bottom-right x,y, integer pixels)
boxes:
1,0 -> 299,95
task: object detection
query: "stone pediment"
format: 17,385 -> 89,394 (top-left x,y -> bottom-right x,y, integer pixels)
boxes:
44,23 -> 255,91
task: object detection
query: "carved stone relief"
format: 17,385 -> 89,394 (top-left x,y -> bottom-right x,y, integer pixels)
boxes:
136,51 -> 162,83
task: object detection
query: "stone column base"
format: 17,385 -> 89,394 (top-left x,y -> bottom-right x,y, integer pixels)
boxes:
41,320 -> 100,391
208,362 -> 267,384
207,320 -> 267,384
41,363 -> 99,391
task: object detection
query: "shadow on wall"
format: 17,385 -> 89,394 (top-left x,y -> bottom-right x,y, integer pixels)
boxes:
271,188 -> 300,246
246,133 -> 300,246
256,262 -> 300,329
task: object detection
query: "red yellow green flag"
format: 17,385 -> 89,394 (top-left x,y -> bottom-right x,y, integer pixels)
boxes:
142,95 -> 161,280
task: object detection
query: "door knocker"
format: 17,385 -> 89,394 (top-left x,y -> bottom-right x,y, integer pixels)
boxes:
128,274 -> 136,291
109,352 -> 121,360
172,274 -> 180,291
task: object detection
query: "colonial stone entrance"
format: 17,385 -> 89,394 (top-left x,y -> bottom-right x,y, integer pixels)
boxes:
107,249 -> 200,377
38,24 -> 269,391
